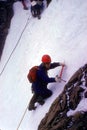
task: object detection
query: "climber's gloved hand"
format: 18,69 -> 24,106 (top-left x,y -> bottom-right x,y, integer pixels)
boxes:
59,62 -> 65,67
55,75 -> 60,82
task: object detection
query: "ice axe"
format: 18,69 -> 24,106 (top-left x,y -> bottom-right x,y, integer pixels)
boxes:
58,64 -> 66,82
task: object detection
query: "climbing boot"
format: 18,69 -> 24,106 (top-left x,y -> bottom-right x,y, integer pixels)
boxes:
28,94 -> 37,111
28,104 -> 36,111
37,96 -> 45,105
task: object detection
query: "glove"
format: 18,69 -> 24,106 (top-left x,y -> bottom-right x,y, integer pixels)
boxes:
55,75 -> 60,82
60,63 -> 65,67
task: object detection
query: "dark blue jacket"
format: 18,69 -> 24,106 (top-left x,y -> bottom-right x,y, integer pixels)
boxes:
32,62 -> 60,95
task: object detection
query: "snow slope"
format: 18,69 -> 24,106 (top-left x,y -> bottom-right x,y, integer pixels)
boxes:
0,0 -> 87,130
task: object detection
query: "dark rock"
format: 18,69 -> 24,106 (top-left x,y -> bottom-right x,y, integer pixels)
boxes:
0,1 -> 14,60
46,0 -> 52,7
38,64 -> 87,130
84,91 -> 87,98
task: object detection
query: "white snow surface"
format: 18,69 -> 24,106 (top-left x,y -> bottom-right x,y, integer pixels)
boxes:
0,0 -> 87,130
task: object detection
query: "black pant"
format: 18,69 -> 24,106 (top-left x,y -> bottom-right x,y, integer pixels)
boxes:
31,3 -> 43,17
41,89 -> 52,99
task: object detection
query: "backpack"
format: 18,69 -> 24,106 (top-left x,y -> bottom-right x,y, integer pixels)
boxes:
27,66 -> 39,83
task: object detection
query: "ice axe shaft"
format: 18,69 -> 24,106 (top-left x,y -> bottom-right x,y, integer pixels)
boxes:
59,65 -> 64,78
59,65 -> 66,82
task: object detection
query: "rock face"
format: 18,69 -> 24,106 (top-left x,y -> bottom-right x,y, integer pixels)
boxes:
38,64 -> 87,130
0,1 -> 14,60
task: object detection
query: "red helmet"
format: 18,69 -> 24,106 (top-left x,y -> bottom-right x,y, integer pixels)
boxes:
41,54 -> 51,63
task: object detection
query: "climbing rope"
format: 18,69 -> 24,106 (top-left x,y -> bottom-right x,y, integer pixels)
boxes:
16,105 -> 28,130
0,14 -> 32,130
0,16 -> 31,76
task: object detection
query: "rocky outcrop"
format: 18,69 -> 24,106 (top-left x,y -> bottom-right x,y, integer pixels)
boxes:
46,0 -> 52,7
38,64 -> 87,130
0,2 -> 14,60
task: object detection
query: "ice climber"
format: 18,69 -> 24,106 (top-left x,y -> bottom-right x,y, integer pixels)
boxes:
28,54 -> 65,111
